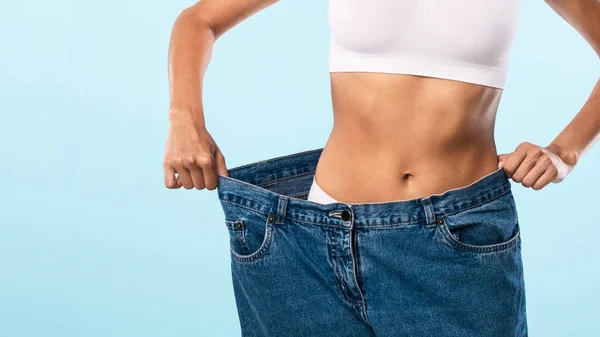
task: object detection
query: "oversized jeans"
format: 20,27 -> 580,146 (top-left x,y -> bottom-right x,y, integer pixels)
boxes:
216,148 -> 528,337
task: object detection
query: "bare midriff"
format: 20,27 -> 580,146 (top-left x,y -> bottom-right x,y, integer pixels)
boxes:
315,72 -> 504,203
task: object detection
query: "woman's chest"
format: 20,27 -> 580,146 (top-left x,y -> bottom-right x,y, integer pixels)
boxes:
328,0 -> 522,62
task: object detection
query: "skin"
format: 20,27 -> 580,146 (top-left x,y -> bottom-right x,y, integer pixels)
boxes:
164,0 -> 600,203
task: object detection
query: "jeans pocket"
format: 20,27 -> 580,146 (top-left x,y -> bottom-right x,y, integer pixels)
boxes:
436,191 -> 521,254
224,207 -> 276,263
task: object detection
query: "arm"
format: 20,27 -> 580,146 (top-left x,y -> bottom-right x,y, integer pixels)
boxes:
164,0 -> 279,190
168,0 -> 279,115
544,0 -> 600,167
497,0 -> 600,190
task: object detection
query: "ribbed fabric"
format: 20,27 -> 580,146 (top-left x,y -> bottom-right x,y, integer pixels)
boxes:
329,41 -> 507,89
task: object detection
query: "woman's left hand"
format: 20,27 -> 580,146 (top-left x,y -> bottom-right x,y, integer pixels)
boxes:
497,142 -> 575,190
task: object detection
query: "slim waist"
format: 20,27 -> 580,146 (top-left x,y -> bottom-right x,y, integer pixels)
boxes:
216,148 -> 512,229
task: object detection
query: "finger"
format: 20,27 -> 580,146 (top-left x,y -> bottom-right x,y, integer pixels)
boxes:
511,153 -> 538,183
521,161 -> 547,188
502,150 -> 527,178
214,148 -> 229,177
497,154 -> 509,169
196,154 -> 218,190
189,166 -> 206,190
164,164 -> 182,189
175,166 -> 194,189
532,166 -> 557,190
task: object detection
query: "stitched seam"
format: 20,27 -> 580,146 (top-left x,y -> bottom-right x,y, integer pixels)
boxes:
349,225 -> 369,310
230,221 -> 274,262
219,176 -> 312,204
440,220 -> 520,252
360,301 -> 373,327
258,171 -> 315,185
289,216 -> 440,229
328,229 -> 363,305
220,199 -> 269,216
290,192 -> 309,198
225,220 -> 250,252
355,222 -> 423,229
222,182 -> 511,227
439,222 -> 520,253
230,230 -> 271,262
436,187 -> 512,219
289,217 -> 348,229
225,148 -> 323,174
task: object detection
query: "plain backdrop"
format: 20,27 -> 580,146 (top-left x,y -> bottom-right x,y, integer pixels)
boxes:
1,1 -> 599,336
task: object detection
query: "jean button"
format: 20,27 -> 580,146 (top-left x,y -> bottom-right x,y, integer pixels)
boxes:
341,210 -> 351,221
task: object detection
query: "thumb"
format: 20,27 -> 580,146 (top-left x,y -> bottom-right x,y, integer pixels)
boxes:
497,153 -> 509,169
214,148 -> 230,177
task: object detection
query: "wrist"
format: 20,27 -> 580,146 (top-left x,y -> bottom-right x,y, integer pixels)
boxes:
546,142 -> 579,167
168,107 -> 206,128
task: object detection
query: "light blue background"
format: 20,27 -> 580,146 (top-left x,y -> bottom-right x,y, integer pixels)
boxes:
1,1 -> 599,336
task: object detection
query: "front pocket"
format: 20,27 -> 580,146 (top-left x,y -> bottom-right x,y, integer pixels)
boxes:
436,191 -> 521,254
438,219 -> 520,253
225,219 -> 250,255
224,210 -> 276,263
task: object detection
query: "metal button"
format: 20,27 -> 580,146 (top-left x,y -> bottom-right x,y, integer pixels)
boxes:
236,221 -> 243,229
436,218 -> 444,225
341,210 -> 351,221
268,216 -> 275,223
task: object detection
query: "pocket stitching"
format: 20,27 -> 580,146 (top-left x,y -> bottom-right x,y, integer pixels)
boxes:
226,217 -> 275,263
437,220 -> 520,253
225,219 -> 249,252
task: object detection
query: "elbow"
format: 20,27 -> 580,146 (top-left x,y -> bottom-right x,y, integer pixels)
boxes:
175,6 -> 217,40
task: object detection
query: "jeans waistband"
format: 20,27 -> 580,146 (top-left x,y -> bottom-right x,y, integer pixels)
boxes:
216,148 -> 512,229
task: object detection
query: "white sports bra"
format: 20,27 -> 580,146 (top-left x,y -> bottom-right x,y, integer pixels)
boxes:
328,0 -> 522,89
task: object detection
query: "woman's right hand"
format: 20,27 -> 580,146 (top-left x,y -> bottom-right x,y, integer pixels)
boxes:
163,111 -> 229,190
164,0 -> 279,190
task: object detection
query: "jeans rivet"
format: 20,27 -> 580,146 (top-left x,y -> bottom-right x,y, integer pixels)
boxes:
436,218 -> 444,225
268,216 -> 275,223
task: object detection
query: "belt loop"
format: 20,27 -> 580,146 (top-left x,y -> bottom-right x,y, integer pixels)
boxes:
421,196 -> 436,226
276,196 -> 289,225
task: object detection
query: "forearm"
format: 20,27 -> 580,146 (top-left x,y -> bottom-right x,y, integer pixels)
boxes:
167,8 -> 216,127
547,76 -> 600,166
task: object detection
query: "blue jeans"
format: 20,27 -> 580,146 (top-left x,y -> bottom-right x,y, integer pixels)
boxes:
216,148 -> 527,337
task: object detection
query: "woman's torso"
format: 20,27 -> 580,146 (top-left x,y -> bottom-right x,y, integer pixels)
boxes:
316,73 -> 502,203
315,0 -> 521,203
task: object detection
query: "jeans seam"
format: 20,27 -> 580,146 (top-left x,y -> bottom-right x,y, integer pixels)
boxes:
221,199 -> 269,217
229,220 -> 274,263
438,221 -> 521,253
327,229 -> 364,306
436,188 -> 512,219
258,171 -> 315,186
288,217 -> 348,229
226,148 -> 323,174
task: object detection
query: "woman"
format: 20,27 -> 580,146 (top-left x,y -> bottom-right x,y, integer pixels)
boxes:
163,0 -> 599,336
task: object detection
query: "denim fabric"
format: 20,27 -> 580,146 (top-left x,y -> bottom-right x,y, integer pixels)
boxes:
216,148 -> 527,337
